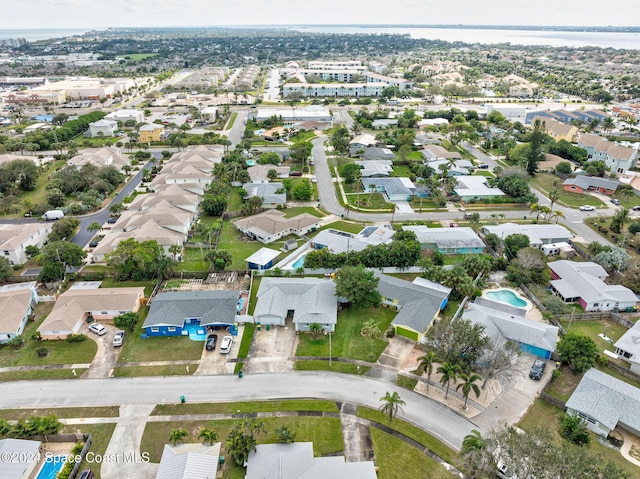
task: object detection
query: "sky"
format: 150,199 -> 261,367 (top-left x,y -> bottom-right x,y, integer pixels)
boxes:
1,0 -> 639,30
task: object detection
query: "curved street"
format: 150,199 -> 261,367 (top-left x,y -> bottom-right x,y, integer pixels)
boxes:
0,372 -> 476,450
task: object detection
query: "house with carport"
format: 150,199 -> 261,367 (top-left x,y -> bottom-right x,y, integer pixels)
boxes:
375,272 -> 451,342
548,260 -> 637,312
142,291 -> 239,337
38,284 -> 145,339
253,278 -> 337,332
566,368 -> 640,437
0,283 -> 38,344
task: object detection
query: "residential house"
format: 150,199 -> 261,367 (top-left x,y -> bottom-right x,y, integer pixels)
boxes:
421,145 -> 462,162
242,182 -> 287,208
247,165 -> 290,183
253,278 -> 337,332
454,176 -> 505,201
548,260 -> 637,312
0,283 -> 37,344
362,177 -> 416,201
156,443 -> 221,479
234,210 -> 322,244
482,223 -> 573,248
310,226 -> 395,254
614,321 -> 640,375
371,118 -> 398,129
67,147 -> 131,172
361,147 -> 395,161
578,134 -> 638,174
426,159 -> 475,176
246,442 -> 377,479
0,223 -> 52,265
566,368 -> 640,437
354,160 -> 393,178
525,109 -> 609,126
562,176 -> 619,196
88,118 -> 118,138
142,291 -> 239,337
402,226 -> 486,254
530,116 -> 578,143
105,109 -> 145,124
245,247 -> 281,270
463,298 -> 559,359
375,272 -> 451,342
0,438 -> 42,479
126,184 -> 200,214
349,134 -> 377,156
539,153 -> 572,173
137,123 -> 165,143
38,285 -> 145,339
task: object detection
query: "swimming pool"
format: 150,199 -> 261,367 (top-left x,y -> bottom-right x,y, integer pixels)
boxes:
292,254 -> 308,269
484,289 -> 529,309
183,322 -> 207,341
237,297 -> 245,313
246,159 -> 256,166
36,456 -> 66,479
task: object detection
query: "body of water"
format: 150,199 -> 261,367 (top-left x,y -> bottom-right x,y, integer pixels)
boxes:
291,26 -> 640,49
0,28 -> 90,41
485,289 -> 529,309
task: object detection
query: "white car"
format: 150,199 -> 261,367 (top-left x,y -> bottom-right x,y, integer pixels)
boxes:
219,335 -> 233,354
113,330 -> 125,347
88,323 -> 107,336
579,205 -> 596,211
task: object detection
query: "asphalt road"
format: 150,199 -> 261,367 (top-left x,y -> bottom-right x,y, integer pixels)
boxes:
0,372 -> 477,450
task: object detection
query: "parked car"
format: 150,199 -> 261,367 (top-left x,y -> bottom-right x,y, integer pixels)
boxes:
205,333 -> 218,351
107,217 -> 118,224
88,323 -> 107,336
579,205 -> 596,211
77,470 -> 95,479
113,330 -> 125,347
311,176 -> 317,183
529,359 -> 546,380
476,163 -> 489,169
219,335 -> 233,354
611,198 -> 621,205
89,240 -> 99,248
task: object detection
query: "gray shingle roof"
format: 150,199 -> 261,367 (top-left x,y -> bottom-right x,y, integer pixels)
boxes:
614,321 -> 640,365
566,368 -> 640,433
562,176 -> 619,191
143,291 -> 239,328
482,223 -> 573,246
375,272 -> 450,333
403,225 -> 485,249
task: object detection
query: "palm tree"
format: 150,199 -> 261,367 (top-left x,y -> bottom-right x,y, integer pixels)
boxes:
416,351 -> 437,391
602,117 -> 615,134
350,122 -> 363,137
379,391 -> 406,422
437,362 -> 461,399
87,222 -> 102,235
169,428 -> 189,446
198,427 -> 218,445
368,183 -> 377,204
461,429 -> 486,454
456,372 -> 482,409
552,210 -> 565,224
169,244 -> 182,261
548,189 -> 560,211
529,203 -> 542,220
539,205 -> 552,223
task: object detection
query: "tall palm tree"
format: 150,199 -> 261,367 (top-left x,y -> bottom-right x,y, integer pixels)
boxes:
548,189 -> 560,211
417,351 -> 437,391
350,122 -> 363,137
529,203 -> 542,220
552,210 -> 565,224
198,427 -> 218,445
169,428 -> 189,446
437,362 -> 461,399
539,205 -> 552,223
379,391 -> 406,422
87,222 -> 102,235
456,372 -> 482,409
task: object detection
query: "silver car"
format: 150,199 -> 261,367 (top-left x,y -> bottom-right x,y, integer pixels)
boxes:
113,330 -> 125,347
88,323 -> 107,336
219,336 -> 233,354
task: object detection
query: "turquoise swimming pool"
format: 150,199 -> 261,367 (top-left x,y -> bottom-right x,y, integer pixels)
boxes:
292,254 -> 307,269
485,289 -> 528,309
36,456 -> 66,479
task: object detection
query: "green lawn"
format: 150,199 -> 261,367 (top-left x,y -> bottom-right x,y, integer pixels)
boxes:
518,399 -> 640,478
236,323 -> 255,359
357,406 -> 462,469
99,279 -> 156,297
0,368 -> 87,380
294,360 -> 370,375
125,53 -> 158,61
112,363 -> 198,377
13,160 -> 66,216
529,173 -> 604,208
227,187 -> 244,213
282,206 -> 324,218
559,319 -> 629,355
371,428 -> 454,479
119,331 -> 204,362
289,131 -> 317,143
0,406 -> 119,420
317,220 -> 366,234
217,220 -> 265,270
348,192 -> 394,211
0,303 -> 97,367
175,247 -> 209,272
397,374 -> 418,391
296,306 -> 396,361
391,165 -> 413,177
152,399 -> 339,416
225,112 -> 238,130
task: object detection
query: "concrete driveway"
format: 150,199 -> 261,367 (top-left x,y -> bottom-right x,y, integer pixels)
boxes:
83,324 -> 124,379
195,334 -> 233,375
243,318 -> 298,373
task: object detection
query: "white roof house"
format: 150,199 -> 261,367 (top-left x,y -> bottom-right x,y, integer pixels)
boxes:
245,247 -> 281,270
454,176 -> 505,200
482,223 -> 573,248
242,182 -> 286,207
246,442 -> 377,479
548,260 -> 637,312
361,177 -> 415,201
310,226 -> 395,254
253,278 -> 338,332
0,438 -> 41,479
566,368 -> 640,437
156,443 -> 221,479
614,321 -> 640,375
105,109 -> 145,124
0,223 -> 52,265
354,160 -> 393,177
402,225 -> 485,254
